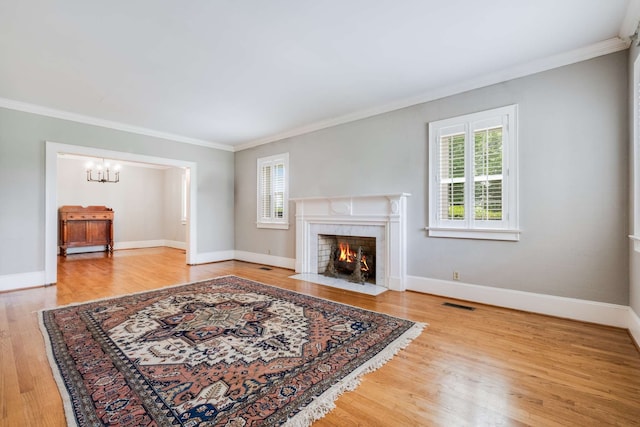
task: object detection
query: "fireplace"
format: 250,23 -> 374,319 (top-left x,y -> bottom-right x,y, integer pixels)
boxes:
318,235 -> 376,284
292,193 -> 410,291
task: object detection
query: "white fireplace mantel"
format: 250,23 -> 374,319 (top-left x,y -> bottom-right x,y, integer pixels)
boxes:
291,193 -> 410,291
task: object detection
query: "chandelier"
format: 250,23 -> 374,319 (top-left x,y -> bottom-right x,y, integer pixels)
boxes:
85,159 -> 121,183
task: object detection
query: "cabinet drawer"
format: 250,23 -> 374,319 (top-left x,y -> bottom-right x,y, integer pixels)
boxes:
63,213 -> 114,220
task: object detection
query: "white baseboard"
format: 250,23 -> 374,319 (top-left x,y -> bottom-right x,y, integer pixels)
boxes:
1,259 -> 633,335
114,240 -> 172,250
191,250 -> 235,265
629,308 -> 640,348
234,251 -> 296,270
62,240 -> 187,254
163,240 -> 187,250
0,270 -> 47,292
407,275 -> 629,328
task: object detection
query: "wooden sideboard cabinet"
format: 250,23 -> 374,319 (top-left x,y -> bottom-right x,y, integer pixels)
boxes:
59,205 -> 114,256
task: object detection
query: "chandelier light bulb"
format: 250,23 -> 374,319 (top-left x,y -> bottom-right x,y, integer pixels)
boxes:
85,157 -> 120,183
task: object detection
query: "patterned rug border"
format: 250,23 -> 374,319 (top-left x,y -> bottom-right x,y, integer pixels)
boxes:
39,275 -> 427,427
38,311 -> 81,427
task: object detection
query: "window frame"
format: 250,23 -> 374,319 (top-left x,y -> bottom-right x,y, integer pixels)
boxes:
256,153 -> 290,230
428,105 -> 519,241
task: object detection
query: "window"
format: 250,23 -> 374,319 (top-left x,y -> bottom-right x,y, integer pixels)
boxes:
428,105 -> 519,241
257,153 -> 289,229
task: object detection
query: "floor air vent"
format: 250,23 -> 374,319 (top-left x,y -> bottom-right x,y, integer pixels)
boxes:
443,302 -> 475,311
259,267 -> 272,271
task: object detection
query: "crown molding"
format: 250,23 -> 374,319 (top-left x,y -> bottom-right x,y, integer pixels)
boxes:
235,37 -> 629,152
0,36 -> 630,154
619,0 -> 640,40
0,97 -> 234,152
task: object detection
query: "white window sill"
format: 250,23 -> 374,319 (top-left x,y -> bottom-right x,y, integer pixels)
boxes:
257,222 -> 289,230
629,235 -> 640,252
427,227 -> 520,241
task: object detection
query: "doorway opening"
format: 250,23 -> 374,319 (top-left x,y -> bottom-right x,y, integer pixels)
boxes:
45,141 -> 198,285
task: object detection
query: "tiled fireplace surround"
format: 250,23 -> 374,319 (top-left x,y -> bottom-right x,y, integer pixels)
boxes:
292,194 -> 409,291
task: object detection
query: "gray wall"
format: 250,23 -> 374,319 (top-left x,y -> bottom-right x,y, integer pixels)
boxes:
629,44 -> 640,316
163,167 -> 187,243
0,107 -> 234,276
57,157 -> 186,245
235,51 -> 629,305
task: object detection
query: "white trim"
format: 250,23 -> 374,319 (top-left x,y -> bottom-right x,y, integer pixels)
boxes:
191,250 -> 235,265
619,0 -> 640,40
235,38 -> 628,151
164,240 -> 187,251
234,251 -> 296,270
0,38 -> 627,154
428,105 -> 518,239
629,308 -> 640,348
113,240 -> 165,251
292,194 -> 410,291
61,240 -> 187,254
256,153 -> 290,229
0,271 -> 47,292
115,240 -> 187,251
0,97 -> 232,152
186,250 -> 296,269
256,222 -> 290,230
407,275 -> 629,328
427,227 -> 520,241
5,266 -> 639,338
45,141 -> 198,284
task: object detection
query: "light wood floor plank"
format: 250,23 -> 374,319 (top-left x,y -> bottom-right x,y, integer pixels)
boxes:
0,247 -> 638,426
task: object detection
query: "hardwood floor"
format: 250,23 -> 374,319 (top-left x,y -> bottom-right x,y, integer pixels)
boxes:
1,247 -> 639,426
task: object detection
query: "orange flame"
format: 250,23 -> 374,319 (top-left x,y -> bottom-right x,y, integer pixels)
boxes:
337,242 -> 370,272
338,242 -> 354,262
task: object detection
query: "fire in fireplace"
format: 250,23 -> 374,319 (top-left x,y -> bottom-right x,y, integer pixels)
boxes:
318,235 -> 376,284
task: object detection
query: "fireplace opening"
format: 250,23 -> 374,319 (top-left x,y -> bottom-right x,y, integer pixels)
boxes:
318,235 -> 376,284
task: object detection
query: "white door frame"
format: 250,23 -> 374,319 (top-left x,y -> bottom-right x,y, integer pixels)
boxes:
45,141 -> 198,284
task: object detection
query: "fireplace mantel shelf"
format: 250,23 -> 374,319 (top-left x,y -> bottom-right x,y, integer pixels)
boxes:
293,194 -> 409,291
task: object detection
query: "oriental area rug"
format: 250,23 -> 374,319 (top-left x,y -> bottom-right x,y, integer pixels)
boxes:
39,276 -> 425,426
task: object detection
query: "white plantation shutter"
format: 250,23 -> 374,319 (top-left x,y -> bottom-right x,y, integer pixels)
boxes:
428,105 -> 519,241
473,118 -> 503,222
257,153 -> 289,229
437,126 -> 466,223
260,164 -> 272,220
273,163 -> 284,219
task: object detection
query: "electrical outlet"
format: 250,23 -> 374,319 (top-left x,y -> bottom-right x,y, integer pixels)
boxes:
453,271 -> 460,281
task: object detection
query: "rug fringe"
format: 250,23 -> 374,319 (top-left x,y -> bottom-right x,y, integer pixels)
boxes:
283,321 -> 426,427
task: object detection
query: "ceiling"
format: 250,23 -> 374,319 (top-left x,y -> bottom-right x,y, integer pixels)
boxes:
1,1 -> 638,151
